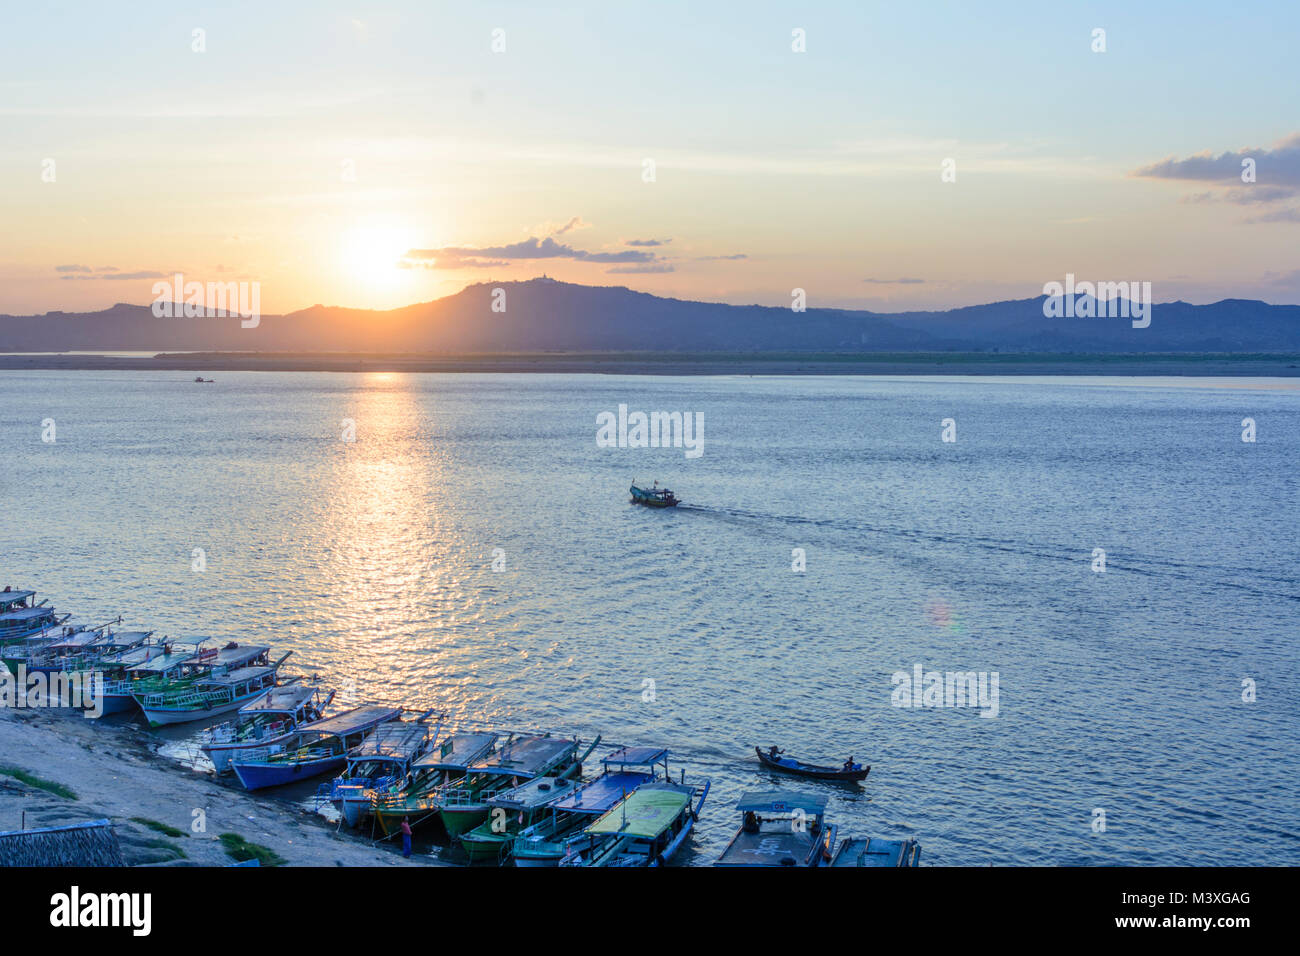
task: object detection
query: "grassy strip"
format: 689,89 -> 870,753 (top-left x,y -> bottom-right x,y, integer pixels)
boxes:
0,765 -> 77,800
130,817 -> 187,838
218,832 -> 286,867
139,838 -> 187,861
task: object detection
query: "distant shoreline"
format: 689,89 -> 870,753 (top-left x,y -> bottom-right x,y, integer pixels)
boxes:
1,351 -> 1299,376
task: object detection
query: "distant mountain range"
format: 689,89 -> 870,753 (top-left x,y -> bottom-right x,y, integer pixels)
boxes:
4,279 -> 1298,353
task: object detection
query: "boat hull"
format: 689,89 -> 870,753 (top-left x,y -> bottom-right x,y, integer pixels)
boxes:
232,754 -> 346,791
138,693 -> 260,728
755,747 -> 869,782
439,805 -> 488,838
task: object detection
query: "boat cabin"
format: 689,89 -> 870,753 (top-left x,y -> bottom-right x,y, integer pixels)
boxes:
713,791 -> 836,867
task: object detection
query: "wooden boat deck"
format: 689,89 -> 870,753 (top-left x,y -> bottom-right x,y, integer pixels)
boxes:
716,827 -> 818,866
470,735 -> 576,778
412,731 -> 498,771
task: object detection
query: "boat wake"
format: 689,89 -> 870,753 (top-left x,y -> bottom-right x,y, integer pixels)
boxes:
674,503 -> 1300,603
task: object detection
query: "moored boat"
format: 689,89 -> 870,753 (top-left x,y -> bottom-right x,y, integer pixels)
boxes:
512,745 -> 669,868
229,704 -> 403,791
0,590 -> 70,649
560,777 -> 710,867
756,746 -> 869,782
458,736 -> 600,864
200,683 -> 334,774
322,713 -> 440,828
437,734 -> 583,839
629,481 -> 680,508
371,731 -> 499,837
133,650 -> 288,727
713,791 -> 836,867
97,642 -> 205,715
829,836 -> 921,867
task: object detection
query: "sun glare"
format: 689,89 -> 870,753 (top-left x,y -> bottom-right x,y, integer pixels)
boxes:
340,223 -> 420,288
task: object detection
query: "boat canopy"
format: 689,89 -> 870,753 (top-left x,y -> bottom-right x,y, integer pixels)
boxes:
471,735 -> 576,777
348,722 -> 427,761
42,630 -> 104,650
488,774 -> 581,811
103,645 -> 165,668
101,630 -> 152,646
128,650 -> 200,674
548,770 -> 655,816
601,746 -> 668,768
297,705 -> 402,738
199,644 -> 271,668
735,791 -> 828,816
586,785 -> 690,839
238,684 -> 314,715
200,664 -> 277,686
412,731 -> 497,770
0,607 -> 54,622
0,589 -> 35,606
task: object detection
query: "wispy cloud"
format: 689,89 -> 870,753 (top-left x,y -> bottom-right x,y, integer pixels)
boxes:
1134,133 -> 1300,223
607,263 -> 675,274
863,277 -> 925,285
402,236 -> 659,269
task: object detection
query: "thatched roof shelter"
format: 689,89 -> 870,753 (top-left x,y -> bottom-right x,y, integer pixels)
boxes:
0,818 -> 124,867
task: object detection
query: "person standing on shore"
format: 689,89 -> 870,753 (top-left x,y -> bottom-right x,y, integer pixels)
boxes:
400,817 -> 412,858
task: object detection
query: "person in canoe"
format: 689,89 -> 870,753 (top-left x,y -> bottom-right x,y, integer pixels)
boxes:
843,756 -> 857,772
768,746 -> 784,761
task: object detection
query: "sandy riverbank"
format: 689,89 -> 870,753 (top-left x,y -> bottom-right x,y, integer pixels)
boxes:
0,706 -> 437,866
1,351 -> 1298,376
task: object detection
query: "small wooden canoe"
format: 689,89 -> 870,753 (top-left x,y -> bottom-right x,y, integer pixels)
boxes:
755,747 -> 869,782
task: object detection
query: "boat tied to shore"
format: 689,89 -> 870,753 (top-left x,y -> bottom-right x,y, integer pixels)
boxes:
371,731 -> 500,837
321,711 -> 442,828
200,682 -> 335,774
229,704 -> 404,791
511,745 -> 671,867
713,791 -> 837,867
437,734 -> 585,839
559,777 -> 710,867
133,649 -> 288,727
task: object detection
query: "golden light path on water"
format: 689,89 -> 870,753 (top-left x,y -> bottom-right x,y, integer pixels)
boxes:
300,373 -> 505,728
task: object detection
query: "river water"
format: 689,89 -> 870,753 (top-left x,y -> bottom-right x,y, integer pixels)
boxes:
3,370 -> 1297,864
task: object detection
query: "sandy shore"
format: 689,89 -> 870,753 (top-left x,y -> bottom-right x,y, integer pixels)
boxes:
1,351 -> 1298,376
0,706 -> 438,866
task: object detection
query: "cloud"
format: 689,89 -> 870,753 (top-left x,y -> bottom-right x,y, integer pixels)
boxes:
863,277 -> 925,284
625,238 -> 671,247
55,264 -> 92,273
58,269 -> 169,281
1245,206 -> 1300,224
402,236 -> 658,269
552,216 -> 588,235
1134,133 -> 1300,223
606,263 -> 675,274
695,253 -> 747,261
1132,133 -> 1300,187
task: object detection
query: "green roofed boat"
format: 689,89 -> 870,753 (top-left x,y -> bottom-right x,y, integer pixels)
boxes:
371,731 -> 500,837
437,734 -> 584,839
512,745 -> 671,868
560,777 -> 709,867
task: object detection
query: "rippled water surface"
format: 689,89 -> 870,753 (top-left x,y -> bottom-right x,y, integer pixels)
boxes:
3,371 -> 1298,864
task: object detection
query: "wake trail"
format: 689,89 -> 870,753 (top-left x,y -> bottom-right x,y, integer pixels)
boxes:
675,503 -> 1300,603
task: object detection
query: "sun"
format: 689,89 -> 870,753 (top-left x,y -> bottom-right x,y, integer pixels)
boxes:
339,222 -> 420,288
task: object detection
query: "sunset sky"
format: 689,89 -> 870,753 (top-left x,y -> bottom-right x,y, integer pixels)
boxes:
2,0 -> 1298,316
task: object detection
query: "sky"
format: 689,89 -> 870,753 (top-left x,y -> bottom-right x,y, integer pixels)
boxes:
2,0 -> 1298,316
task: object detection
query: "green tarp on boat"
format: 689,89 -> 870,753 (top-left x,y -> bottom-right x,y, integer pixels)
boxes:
586,787 -> 689,839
